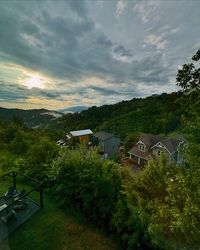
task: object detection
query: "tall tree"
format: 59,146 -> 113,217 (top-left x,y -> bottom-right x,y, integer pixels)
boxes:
176,49 -> 200,92
176,49 -> 200,142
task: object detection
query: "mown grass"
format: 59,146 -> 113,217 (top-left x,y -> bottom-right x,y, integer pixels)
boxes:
0,174 -> 118,250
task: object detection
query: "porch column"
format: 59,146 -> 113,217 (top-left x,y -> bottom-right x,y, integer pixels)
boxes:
138,157 -> 140,165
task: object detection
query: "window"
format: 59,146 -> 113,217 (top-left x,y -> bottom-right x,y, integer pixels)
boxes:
157,150 -> 162,156
138,145 -> 145,152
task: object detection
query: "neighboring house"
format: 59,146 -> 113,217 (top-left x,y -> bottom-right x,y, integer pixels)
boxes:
128,133 -> 186,166
93,131 -> 121,158
67,129 -> 93,144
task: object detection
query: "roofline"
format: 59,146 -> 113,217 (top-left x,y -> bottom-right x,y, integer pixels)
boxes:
128,152 -> 149,161
136,140 -> 147,146
151,141 -> 172,155
94,133 -> 120,141
177,140 -> 185,148
94,135 -> 112,141
69,129 -> 93,137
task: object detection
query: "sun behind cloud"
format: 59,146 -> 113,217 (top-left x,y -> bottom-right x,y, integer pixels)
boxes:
25,74 -> 45,89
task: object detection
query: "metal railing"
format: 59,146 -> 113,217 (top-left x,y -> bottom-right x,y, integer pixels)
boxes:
0,171 -> 44,216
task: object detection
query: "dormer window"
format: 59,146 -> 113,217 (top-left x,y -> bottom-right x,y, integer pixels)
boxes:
138,145 -> 145,152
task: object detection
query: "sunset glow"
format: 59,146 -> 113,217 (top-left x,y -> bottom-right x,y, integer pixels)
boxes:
0,0 -> 199,109
25,74 -> 44,89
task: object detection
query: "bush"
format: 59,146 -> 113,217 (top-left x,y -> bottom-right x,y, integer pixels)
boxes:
49,148 -> 121,224
128,156 -> 200,249
48,147 -> 152,249
19,137 -> 59,180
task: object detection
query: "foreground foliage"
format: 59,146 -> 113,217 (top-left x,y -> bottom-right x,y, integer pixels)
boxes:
0,120 -> 59,179
129,156 -> 200,249
47,147 -> 200,250
48,148 -> 152,249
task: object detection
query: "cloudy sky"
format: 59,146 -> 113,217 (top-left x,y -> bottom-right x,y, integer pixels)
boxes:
0,0 -> 200,110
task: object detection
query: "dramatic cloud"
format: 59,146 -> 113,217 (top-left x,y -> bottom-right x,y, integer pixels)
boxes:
112,45 -> 133,63
144,34 -> 168,50
116,0 -> 128,17
133,1 -> 160,23
0,0 -> 200,109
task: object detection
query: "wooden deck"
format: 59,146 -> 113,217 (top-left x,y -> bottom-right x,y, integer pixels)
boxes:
121,157 -> 143,175
0,171 -> 43,245
0,196 -> 40,243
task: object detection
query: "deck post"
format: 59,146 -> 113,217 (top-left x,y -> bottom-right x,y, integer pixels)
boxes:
39,186 -> 44,208
13,171 -> 17,189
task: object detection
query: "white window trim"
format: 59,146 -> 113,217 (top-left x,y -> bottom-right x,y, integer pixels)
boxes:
136,140 -> 146,146
138,144 -> 146,152
151,142 -> 171,155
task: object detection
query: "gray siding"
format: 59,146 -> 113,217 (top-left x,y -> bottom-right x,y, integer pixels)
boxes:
101,137 -> 120,157
152,146 -> 170,158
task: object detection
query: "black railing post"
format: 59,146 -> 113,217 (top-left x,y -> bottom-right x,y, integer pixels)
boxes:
13,171 -> 17,189
39,186 -> 44,208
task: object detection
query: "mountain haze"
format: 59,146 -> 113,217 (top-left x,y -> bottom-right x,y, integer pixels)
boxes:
0,107 -> 63,128
0,92 -> 185,137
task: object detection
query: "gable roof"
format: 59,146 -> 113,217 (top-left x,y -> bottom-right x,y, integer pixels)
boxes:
128,145 -> 153,160
130,133 -> 186,155
139,133 -> 161,146
160,136 -> 185,154
94,131 -> 115,141
70,129 -> 93,137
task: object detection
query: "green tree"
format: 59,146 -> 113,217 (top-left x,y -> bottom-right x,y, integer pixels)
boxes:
20,137 -> 59,179
128,156 -> 200,249
176,49 -> 200,91
124,132 -> 139,153
176,49 -> 200,142
49,148 -> 123,224
48,147 -> 154,249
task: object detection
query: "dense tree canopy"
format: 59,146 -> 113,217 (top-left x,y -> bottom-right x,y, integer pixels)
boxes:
176,49 -> 200,143
177,49 -> 200,91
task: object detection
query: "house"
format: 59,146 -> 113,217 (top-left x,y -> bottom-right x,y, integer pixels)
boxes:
128,133 -> 186,166
67,129 -> 93,144
93,131 -> 121,158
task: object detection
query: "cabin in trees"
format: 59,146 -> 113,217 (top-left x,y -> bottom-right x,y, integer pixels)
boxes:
93,131 -> 121,158
67,129 -> 93,144
128,133 -> 186,166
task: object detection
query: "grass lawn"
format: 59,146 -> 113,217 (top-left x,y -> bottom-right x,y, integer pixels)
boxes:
9,196 -> 118,250
0,174 -> 118,250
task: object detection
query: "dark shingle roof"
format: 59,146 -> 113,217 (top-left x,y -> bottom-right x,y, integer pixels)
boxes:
131,133 -> 186,155
139,133 -> 161,146
94,131 -> 114,141
128,145 -> 153,160
161,137 -> 185,154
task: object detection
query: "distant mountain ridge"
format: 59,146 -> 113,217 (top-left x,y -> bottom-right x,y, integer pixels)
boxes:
0,107 -> 63,128
0,92 -> 184,136
58,105 -> 89,113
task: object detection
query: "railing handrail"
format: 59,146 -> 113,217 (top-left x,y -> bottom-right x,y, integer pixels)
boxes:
0,171 -> 42,185
0,171 -> 44,212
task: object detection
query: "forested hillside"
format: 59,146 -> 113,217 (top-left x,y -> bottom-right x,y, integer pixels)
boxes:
0,92 -> 185,138
56,91 -> 184,138
0,107 -> 63,128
